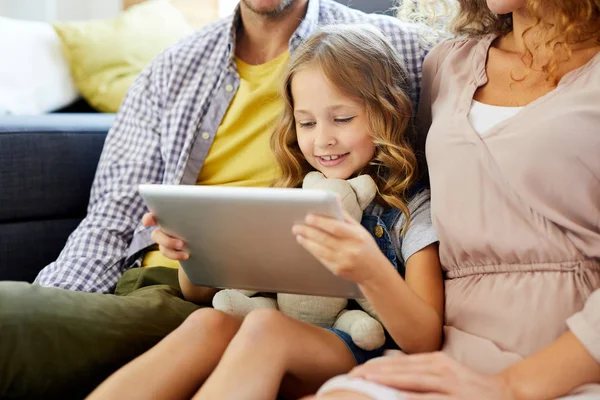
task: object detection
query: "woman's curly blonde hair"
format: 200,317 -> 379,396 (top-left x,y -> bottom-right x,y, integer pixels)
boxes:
397,0 -> 600,84
271,24 -> 418,229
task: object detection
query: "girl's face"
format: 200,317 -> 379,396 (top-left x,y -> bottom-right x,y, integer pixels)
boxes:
291,66 -> 376,180
485,0 -> 526,14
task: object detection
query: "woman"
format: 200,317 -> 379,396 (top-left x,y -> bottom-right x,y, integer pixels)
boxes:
311,0 -> 600,399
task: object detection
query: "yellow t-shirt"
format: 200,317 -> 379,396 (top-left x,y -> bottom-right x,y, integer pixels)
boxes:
142,50 -> 289,268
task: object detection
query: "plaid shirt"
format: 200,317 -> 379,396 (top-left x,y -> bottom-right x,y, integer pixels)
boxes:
36,0 -> 431,293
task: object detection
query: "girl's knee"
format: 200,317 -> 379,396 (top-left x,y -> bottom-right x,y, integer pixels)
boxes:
237,308 -> 289,343
180,308 -> 239,336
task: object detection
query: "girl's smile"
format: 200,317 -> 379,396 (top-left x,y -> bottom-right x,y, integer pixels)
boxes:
315,152 -> 350,167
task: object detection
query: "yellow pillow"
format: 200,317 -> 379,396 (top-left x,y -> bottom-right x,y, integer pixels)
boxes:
53,0 -> 193,113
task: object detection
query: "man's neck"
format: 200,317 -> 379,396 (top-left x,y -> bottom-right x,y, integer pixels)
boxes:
236,0 -> 309,65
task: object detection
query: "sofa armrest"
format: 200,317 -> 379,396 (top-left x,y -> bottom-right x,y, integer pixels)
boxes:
0,113 -> 115,132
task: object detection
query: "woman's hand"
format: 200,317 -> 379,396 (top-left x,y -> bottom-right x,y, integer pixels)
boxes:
142,212 -> 189,261
349,352 -> 517,400
292,209 -> 387,284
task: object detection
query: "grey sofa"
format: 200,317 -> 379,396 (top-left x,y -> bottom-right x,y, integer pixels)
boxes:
0,113 -> 115,282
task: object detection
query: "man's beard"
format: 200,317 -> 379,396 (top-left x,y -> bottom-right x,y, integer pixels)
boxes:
241,0 -> 296,18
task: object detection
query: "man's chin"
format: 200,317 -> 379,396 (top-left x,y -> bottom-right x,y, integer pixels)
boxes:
241,0 -> 296,17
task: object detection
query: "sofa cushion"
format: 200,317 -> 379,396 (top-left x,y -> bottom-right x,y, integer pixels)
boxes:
53,0 -> 193,113
1,219 -> 83,282
0,115 -> 112,281
0,116 -> 113,222
0,17 -> 79,115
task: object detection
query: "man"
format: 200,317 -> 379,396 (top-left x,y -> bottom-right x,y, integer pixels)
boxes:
0,0 -> 430,398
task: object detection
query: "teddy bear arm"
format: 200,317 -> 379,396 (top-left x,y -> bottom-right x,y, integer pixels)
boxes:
213,289 -> 277,319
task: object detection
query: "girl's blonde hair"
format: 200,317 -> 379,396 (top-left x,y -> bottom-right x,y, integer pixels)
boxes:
397,0 -> 600,84
271,25 -> 418,227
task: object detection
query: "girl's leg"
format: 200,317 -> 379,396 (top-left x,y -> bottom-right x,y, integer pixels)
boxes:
194,309 -> 357,400
88,308 -> 242,400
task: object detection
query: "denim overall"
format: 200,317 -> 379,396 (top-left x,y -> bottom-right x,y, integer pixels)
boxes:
326,206 -> 403,365
360,207 -> 403,275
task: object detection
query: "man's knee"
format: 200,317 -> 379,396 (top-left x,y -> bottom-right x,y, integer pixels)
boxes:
0,282 -> 43,320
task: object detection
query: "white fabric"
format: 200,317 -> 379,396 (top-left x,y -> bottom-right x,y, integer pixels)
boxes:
0,17 -> 79,115
317,375 -> 600,399
467,100 -> 523,136
317,375 -> 407,399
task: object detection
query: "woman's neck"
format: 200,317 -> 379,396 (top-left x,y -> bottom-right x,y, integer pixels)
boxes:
501,7 -> 599,62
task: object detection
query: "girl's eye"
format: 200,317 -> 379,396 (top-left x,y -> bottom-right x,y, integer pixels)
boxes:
298,121 -> 316,128
335,116 -> 355,124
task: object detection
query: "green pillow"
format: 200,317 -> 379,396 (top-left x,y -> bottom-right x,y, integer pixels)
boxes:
53,0 -> 193,113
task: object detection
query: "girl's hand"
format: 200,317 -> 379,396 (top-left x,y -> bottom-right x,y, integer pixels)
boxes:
350,352 -> 516,400
291,209 -> 387,284
142,212 -> 189,261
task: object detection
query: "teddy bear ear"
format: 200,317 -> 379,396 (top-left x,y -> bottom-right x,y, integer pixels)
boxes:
302,171 -> 325,188
347,175 -> 377,209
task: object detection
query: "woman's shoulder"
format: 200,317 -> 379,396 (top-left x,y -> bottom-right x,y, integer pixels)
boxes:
423,35 -> 493,77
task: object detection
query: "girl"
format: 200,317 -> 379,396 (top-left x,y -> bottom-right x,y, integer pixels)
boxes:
88,24 -> 443,400
312,1 -> 600,399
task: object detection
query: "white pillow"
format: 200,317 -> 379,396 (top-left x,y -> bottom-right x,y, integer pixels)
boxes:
0,17 -> 79,115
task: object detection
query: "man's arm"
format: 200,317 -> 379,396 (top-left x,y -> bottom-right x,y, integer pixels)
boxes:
35,50 -> 172,293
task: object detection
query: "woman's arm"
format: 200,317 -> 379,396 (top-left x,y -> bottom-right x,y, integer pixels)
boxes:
500,290 -> 600,400
359,244 -> 444,354
350,314 -> 600,400
501,330 -> 600,400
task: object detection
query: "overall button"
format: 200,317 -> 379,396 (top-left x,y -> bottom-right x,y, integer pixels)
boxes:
201,132 -> 210,140
374,225 -> 384,238
225,84 -> 234,92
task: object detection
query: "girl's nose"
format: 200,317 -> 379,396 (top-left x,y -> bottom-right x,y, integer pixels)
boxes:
314,126 -> 337,148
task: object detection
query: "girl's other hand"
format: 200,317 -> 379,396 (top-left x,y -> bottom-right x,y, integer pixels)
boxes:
142,212 -> 189,261
292,208 -> 387,284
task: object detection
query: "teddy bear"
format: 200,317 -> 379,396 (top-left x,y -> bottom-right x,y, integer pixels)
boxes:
212,171 -> 386,351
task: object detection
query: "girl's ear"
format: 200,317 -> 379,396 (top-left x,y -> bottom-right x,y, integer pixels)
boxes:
347,175 -> 377,209
303,171 -> 326,187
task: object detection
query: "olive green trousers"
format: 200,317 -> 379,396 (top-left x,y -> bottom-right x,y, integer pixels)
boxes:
0,267 -> 199,399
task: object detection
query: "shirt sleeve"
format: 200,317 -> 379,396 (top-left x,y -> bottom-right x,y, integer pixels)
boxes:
566,289 -> 600,363
34,49 -> 171,293
400,189 -> 438,264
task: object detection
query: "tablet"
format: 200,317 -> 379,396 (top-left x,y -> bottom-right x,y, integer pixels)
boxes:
138,184 -> 363,298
